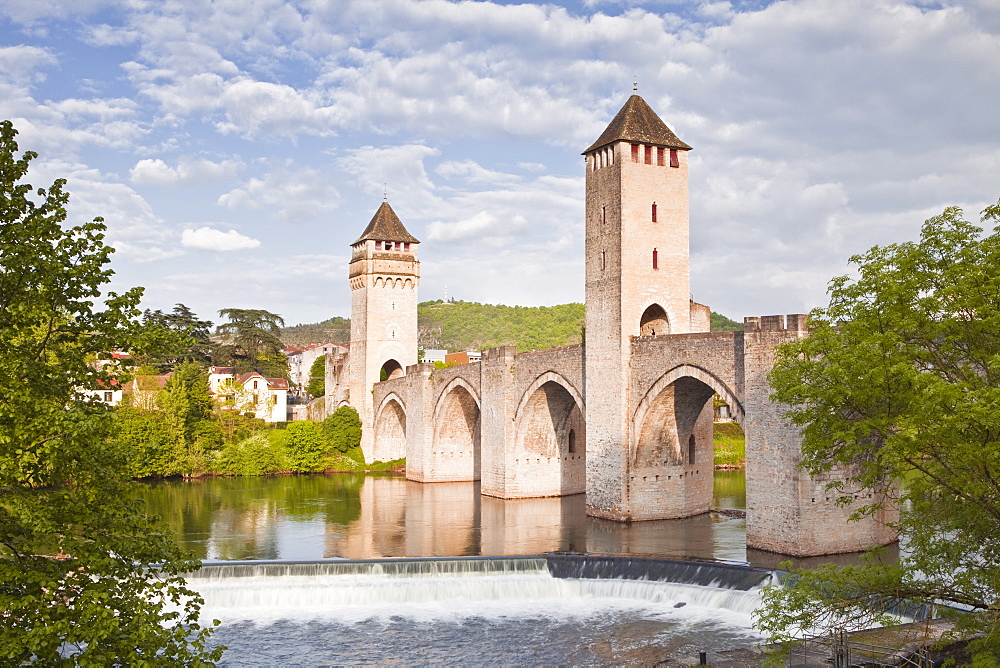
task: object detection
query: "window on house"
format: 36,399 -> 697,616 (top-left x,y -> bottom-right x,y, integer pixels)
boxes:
253,380 -> 259,389
631,144 -> 639,162
670,149 -> 679,168
104,391 -> 113,402
404,243 -> 410,251
651,202 -> 657,223
652,248 -> 658,269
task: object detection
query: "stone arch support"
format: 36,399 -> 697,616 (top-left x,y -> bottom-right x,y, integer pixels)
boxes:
635,364 -> 744,429
372,393 -> 406,462
514,370 -> 585,424
430,377 -> 482,482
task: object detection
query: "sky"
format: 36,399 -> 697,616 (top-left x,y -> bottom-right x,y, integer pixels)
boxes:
1,0 -> 998,328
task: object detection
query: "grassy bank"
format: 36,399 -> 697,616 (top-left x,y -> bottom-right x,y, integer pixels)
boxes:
714,422 -> 745,468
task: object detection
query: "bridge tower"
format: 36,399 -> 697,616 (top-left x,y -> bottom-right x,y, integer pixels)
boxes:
583,94 -> 699,520
348,200 -> 420,462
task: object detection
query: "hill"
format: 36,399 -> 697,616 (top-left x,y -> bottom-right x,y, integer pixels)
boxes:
281,303 -> 743,351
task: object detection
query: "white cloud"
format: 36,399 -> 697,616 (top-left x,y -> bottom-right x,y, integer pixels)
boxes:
181,227 -> 261,251
0,46 -> 57,83
130,156 -> 243,186
217,164 -> 340,220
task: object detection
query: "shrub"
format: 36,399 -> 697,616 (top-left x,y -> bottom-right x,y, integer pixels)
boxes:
322,406 -> 362,453
219,433 -> 286,476
285,421 -> 327,472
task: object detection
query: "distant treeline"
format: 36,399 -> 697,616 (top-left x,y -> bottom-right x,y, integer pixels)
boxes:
281,301 -> 743,352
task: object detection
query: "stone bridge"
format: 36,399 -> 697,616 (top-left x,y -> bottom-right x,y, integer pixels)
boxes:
371,314 -> 896,557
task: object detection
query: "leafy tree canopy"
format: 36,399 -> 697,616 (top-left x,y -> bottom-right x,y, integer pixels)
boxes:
323,406 -> 362,455
0,120 -> 220,662
141,303 -> 217,369
307,354 -> 326,397
757,200 -> 1000,662
216,307 -> 287,378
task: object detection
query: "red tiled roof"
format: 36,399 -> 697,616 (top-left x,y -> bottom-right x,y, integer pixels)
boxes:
584,94 -> 692,154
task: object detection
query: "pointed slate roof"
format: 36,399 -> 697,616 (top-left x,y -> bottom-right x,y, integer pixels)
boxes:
352,201 -> 420,245
584,95 -> 692,154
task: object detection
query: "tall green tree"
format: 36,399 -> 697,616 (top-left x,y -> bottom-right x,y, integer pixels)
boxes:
0,120 -> 220,662
216,307 -> 287,377
142,303 -> 217,370
322,406 -> 362,455
306,354 -> 326,397
756,200 -> 1000,662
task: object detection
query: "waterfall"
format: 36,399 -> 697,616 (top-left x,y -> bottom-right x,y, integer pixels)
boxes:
184,555 -> 769,620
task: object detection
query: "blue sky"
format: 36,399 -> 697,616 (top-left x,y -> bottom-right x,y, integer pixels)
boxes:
1,0 -> 997,327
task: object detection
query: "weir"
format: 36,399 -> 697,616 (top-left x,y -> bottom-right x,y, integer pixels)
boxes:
184,555 -> 773,663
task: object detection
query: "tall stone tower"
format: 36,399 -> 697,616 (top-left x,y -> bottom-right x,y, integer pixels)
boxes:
583,94 -> 696,519
348,200 -> 420,461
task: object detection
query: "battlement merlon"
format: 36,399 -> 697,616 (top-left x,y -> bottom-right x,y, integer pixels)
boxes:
743,314 -> 809,333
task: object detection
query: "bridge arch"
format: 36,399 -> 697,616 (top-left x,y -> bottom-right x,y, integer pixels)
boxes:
632,364 -> 743,469
431,377 -> 482,481
513,371 -> 586,496
372,392 -> 406,462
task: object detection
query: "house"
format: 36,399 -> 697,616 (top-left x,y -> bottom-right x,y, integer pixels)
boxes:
209,366 -> 289,422
285,342 -> 347,396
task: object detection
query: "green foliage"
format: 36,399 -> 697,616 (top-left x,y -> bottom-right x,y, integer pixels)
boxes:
307,354 -> 326,397
713,422 -> 745,468
114,405 -> 187,477
141,303 -> 218,370
219,432 -> 287,476
281,315 -> 351,346
367,458 -> 405,471
710,311 -> 743,331
760,199 -> 1000,662
285,421 -> 328,472
0,120 -> 220,662
418,300 -> 585,352
283,302 -> 743,352
216,307 -> 287,378
322,406 -> 363,454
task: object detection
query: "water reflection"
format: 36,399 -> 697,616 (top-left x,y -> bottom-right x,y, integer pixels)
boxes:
141,471 -> 891,568
140,472 -> 753,563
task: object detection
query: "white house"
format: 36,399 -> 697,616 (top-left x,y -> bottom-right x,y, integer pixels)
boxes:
209,366 -> 289,422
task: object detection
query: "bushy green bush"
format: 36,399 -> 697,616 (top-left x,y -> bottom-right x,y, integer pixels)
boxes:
219,432 -> 286,476
322,406 -> 362,453
285,421 -> 327,472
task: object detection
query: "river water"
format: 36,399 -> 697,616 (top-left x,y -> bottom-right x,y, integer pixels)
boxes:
140,470 -> 749,562
140,471 -> 766,665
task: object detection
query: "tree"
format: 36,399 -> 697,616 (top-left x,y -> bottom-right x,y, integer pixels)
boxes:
756,200 -> 1000,662
322,406 -> 362,454
306,354 -> 326,397
285,421 -> 327,472
141,303 -> 217,370
0,120 -> 221,662
216,308 -> 287,377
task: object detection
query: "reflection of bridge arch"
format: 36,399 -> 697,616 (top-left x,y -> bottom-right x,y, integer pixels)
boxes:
632,364 -> 742,469
373,392 -> 406,462
513,371 -> 586,496
432,377 -> 482,481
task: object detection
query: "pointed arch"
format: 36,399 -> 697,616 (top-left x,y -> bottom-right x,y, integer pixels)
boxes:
373,393 -> 406,462
639,303 -> 669,337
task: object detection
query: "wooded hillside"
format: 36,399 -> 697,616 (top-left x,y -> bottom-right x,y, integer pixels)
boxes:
281,302 -> 743,352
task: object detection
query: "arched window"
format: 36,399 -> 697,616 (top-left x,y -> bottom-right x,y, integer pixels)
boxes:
640,304 -> 669,336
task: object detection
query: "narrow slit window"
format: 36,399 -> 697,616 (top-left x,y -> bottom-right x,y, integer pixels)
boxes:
602,205 -> 606,225
631,144 -> 639,162
601,250 -> 606,271
670,149 -> 679,168
651,202 -> 657,223
652,248 -> 658,270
